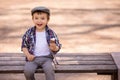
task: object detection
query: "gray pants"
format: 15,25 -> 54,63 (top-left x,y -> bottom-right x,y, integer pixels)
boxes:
24,57 -> 55,80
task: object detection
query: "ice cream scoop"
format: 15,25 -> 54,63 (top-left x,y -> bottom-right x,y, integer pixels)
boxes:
50,38 -> 55,43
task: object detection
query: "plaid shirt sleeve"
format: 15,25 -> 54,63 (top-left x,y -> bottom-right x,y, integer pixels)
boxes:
54,31 -> 61,50
21,31 -> 29,51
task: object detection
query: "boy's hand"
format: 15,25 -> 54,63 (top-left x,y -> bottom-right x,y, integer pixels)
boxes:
22,48 -> 35,61
49,38 -> 59,51
27,54 -> 35,61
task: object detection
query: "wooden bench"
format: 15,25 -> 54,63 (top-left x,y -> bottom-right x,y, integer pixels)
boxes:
0,53 -> 118,80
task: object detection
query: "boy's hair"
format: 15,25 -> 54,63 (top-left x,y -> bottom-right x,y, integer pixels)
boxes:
31,6 -> 50,20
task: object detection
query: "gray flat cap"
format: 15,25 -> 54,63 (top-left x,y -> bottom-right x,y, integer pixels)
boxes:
31,6 -> 50,15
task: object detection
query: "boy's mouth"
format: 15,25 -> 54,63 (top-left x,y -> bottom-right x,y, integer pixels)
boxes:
37,24 -> 42,27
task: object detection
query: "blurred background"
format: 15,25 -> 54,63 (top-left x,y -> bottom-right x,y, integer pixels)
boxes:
0,0 -> 120,80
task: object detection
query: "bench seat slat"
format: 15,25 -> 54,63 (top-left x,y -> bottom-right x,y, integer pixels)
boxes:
0,61 -> 25,66
0,53 -> 110,57
0,65 -> 117,73
0,55 -> 112,61
58,61 -> 115,65
57,53 -> 110,56
57,56 -> 113,61
0,58 -> 112,61
0,65 -> 117,71
57,55 -> 111,57
56,65 -> 117,71
0,53 -> 25,57
0,60 -> 115,66
0,53 -> 112,61
0,57 -> 25,61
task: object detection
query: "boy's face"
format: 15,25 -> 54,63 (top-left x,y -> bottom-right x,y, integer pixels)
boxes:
32,12 -> 49,32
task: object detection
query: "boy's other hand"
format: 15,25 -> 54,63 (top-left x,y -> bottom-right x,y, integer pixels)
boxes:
49,39 -> 59,51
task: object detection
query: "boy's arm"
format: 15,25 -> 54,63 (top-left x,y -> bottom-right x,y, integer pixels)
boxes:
21,30 -> 35,61
49,30 -> 61,53
22,47 -> 35,61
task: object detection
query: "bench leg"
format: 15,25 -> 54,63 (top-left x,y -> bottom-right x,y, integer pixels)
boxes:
111,73 -> 118,80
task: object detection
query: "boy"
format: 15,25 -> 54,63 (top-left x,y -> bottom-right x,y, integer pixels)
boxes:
21,6 -> 61,80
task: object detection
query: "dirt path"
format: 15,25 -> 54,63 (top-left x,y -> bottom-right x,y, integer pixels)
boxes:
0,0 -> 120,53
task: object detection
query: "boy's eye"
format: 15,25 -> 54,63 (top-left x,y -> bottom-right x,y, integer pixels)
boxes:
35,17 -> 38,19
41,17 -> 45,20
33,17 -> 46,20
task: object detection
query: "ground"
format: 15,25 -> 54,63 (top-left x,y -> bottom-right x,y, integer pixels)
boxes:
0,0 -> 120,80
